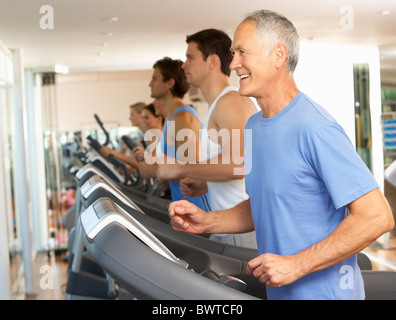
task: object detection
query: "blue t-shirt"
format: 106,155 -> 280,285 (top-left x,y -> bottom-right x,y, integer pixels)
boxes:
244,92 -> 378,300
161,106 -> 211,211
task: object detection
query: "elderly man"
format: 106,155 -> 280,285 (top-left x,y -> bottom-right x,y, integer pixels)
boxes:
168,10 -> 394,300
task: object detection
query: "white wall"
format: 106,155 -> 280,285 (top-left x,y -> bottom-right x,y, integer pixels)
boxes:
55,70 -> 240,133
55,70 -> 153,132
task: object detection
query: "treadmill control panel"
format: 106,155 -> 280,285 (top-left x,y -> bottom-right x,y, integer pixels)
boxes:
80,198 -> 188,269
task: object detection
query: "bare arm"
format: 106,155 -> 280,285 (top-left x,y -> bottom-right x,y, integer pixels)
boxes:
157,93 -> 256,181
169,198 -> 255,234
247,188 -> 395,287
173,110 -> 202,163
137,161 -> 157,178
101,146 -> 139,169
179,177 -> 208,198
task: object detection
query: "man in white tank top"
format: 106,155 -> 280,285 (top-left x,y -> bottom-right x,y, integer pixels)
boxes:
157,29 -> 258,249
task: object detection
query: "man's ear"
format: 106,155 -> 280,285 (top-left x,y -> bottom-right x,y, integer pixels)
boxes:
167,78 -> 175,89
272,43 -> 288,70
208,54 -> 220,71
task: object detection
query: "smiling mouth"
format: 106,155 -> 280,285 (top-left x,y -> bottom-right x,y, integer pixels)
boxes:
239,74 -> 250,80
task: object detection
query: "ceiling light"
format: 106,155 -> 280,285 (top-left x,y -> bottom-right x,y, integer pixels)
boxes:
54,64 -> 69,74
380,10 -> 390,16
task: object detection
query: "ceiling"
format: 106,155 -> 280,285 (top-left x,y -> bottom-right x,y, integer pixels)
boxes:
0,0 -> 395,84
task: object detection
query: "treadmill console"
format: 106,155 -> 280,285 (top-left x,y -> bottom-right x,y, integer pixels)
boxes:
81,198 -> 188,269
80,175 -> 144,213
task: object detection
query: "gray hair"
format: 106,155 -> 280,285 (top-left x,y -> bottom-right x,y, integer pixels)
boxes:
243,10 -> 299,75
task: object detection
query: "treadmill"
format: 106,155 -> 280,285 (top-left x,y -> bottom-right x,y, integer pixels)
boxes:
80,197 -> 265,300
79,173 -> 259,262
70,135 -> 396,300
76,162 -> 171,211
80,197 -> 396,300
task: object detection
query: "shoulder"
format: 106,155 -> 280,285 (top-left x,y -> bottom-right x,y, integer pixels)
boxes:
217,90 -> 255,111
289,94 -> 339,133
293,96 -> 352,152
173,108 -> 201,128
298,94 -> 335,121
173,107 -> 198,120
213,91 -> 257,127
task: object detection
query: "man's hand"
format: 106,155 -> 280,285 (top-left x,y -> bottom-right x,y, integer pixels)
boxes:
168,200 -> 210,234
246,253 -> 304,287
131,146 -> 145,162
157,161 -> 182,181
179,178 -> 207,198
100,146 -> 113,157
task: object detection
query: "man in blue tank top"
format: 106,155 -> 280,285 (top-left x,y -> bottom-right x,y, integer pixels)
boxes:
168,10 -> 394,299
142,57 -> 210,211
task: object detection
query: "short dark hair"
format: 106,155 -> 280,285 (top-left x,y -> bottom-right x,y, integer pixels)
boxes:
186,29 -> 232,76
153,57 -> 190,98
